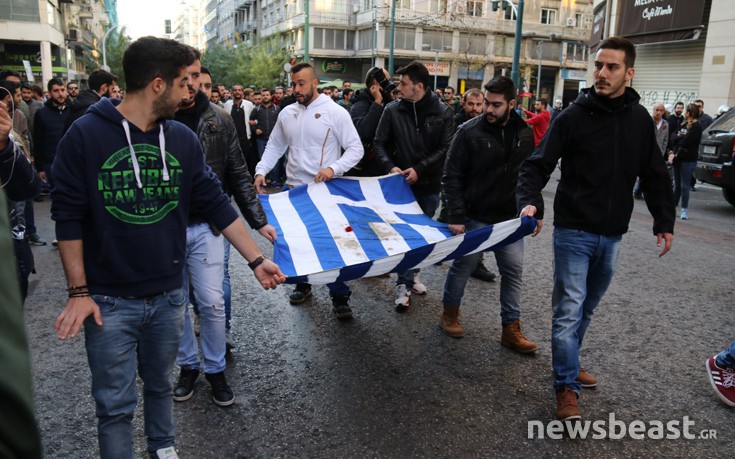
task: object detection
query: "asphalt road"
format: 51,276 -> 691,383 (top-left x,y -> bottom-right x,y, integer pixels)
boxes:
24,174 -> 735,458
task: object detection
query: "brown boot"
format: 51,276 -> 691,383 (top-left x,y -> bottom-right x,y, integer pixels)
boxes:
556,387 -> 581,421
577,367 -> 597,388
440,306 -> 464,338
501,320 -> 539,354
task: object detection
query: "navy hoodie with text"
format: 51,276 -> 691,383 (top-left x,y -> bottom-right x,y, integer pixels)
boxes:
51,98 -> 238,297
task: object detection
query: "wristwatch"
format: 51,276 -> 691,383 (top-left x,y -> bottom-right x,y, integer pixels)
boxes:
248,255 -> 266,271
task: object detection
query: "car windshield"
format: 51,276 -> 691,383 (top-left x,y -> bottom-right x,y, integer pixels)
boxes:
707,108 -> 735,133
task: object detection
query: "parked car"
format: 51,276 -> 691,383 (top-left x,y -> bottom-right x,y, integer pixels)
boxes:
696,106 -> 735,207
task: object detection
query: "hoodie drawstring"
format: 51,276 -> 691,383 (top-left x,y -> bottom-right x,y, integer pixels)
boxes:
121,119 -> 170,189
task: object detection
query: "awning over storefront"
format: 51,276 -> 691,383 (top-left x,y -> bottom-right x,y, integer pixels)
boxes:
617,0 -> 706,45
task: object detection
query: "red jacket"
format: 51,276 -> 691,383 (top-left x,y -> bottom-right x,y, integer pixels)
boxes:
523,109 -> 550,147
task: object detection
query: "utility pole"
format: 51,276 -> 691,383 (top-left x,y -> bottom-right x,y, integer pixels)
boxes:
492,0 -> 524,91
304,0 -> 310,63
102,24 -> 123,72
388,0 -> 396,75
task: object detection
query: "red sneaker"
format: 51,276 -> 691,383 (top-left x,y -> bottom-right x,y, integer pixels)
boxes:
706,356 -> 735,407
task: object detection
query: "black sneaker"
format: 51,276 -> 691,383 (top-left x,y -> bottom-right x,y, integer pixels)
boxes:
471,262 -> 497,282
289,284 -> 312,305
331,294 -> 353,320
173,366 -> 199,402
27,233 -> 47,246
205,371 -> 235,406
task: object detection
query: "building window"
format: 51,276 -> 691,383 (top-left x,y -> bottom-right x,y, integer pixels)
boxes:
0,0 -> 40,22
358,28 -> 374,50
428,0 -> 447,13
504,6 -> 515,20
466,0 -> 482,17
314,28 -> 356,50
540,8 -> 557,25
422,29 -> 452,51
397,0 -> 410,8
459,32 -> 486,55
385,27 -> 415,50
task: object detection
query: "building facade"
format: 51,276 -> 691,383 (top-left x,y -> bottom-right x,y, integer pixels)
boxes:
0,0 -> 113,88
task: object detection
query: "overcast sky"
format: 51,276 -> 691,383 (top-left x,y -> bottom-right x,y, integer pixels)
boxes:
117,0 -> 183,40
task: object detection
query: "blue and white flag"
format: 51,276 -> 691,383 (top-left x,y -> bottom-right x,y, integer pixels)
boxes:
258,174 -> 536,285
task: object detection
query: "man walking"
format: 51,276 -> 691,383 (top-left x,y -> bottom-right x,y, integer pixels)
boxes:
373,61 -> 454,310
33,78 -> 69,190
517,36 -> 675,421
64,69 -> 117,132
249,88 -> 280,186
223,85 -> 256,176
173,52 -> 277,407
51,37 -> 285,459
440,76 -> 538,354
522,98 -> 551,147
634,102 -> 669,199
254,63 -> 363,319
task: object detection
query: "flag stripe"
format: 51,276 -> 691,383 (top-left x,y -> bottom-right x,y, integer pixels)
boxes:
291,186 -> 346,270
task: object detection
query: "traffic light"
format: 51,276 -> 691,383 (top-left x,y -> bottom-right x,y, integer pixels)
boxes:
491,0 -> 501,12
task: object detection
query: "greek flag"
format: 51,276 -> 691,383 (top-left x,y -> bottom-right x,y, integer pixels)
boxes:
258,174 -> 536,285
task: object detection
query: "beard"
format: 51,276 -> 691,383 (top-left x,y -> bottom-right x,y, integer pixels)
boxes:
297,88 -> 313,106
486,106 -> 510,125
152,86 -> 178,120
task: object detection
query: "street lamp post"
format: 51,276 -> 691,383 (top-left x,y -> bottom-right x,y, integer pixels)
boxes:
101,24 -> 123,72
492,0 -> 524,92
434,49 -> 439,90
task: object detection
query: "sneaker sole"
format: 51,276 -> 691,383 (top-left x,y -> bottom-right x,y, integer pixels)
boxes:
173,391 -> 195,402
558,414 -> 582,421
212,395 -> 235,407
28,242 -> 47,246
440,326 -> 464,338
706,360 -> 735,407
579,381 -> 598,389
410,288 -> 427,295
289,291 -> 312,305
333,309 -> 353,320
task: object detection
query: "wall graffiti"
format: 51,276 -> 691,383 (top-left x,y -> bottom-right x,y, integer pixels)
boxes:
638,90 -> 699,108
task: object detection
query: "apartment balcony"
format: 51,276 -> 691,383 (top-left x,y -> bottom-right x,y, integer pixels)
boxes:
66,28 -> 94,49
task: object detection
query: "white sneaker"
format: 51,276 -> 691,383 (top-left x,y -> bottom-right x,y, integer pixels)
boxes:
395,284 -> 411,311
193,314 -> 201,336
156,446 -> 179,459
225,330 -> 236,350
411,275 -> 428,295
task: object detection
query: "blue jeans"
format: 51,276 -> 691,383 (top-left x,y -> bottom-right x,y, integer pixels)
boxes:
716,341 -> 735,369
442,220 -> 523,325
397,192 -> 440,289
177,223 -> 227,374
84,288 -> 186,459
673,161 -> 696,209
223,238 -> 232,330
551,227 -> 622,393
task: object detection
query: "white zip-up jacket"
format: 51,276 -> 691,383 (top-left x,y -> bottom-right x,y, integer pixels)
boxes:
255,94 -> 364,187
223,98 -> 254,139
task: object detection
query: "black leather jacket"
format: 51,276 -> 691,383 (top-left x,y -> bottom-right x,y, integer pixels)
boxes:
373,91 -> 454,195
443,111 -> 534,224
192,92 -> 267,229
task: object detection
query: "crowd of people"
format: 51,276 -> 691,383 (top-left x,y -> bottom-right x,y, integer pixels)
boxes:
1,34 -> 733,459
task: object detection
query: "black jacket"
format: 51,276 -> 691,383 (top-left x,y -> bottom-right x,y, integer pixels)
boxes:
348,88 -> 385,176
373,91 -> 454,194
63,89 -> 101,134
249,103 -> 278,139
670,121 -> 702,162
517,87 -> 675,236
180,91 -> 267,230
443,110 -> 534,224
32,98 -> 70,171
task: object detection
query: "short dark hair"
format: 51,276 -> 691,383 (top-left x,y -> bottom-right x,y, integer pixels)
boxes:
675,101 -> 684,108
599,36 -> 636,69
396,61 -> 430,89
188,46 -> 202,61
462,88 -> 483,102
695,99 -> 704,107
0,69 -> 21,81
260,88 -> 271,94
88,69 -> 117,91
67,81 -> 78,88
291,62 -> 314,75
200,66 -> 211,77
365,67 -> 379,86
342,88 -> 353,97
483,75 -> 516,102
253,90 -> 261,96
47,78 -> 64,92
538,98 -> 548,108
31,84 -> 43,97
0,80 -> 20,102
211,88 -> 220,95
123,36 -> 196,93
20,83 -> 31,91
445,86 -> 455,93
